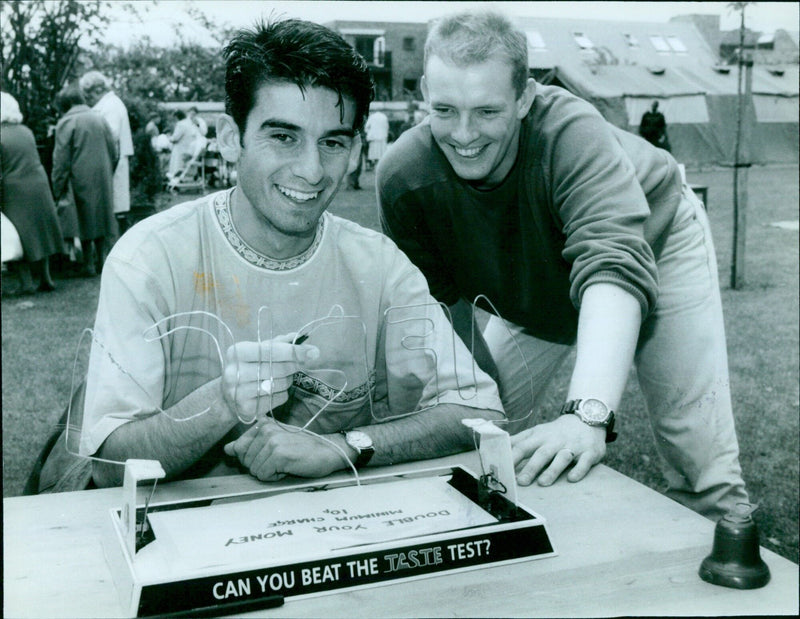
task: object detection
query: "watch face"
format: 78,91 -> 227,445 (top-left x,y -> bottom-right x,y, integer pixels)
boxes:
346,430 -> 373,450
580,399 -> 610,424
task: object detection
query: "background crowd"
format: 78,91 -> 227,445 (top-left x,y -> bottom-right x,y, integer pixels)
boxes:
2,69 -> 417,299
0,73 -> 224,295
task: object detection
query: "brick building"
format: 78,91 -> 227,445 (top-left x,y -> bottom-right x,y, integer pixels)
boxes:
324,21 -> 427,101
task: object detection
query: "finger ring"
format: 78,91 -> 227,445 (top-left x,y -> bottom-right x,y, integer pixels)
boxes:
260,378 -> 274,394
560,448 -> 575,460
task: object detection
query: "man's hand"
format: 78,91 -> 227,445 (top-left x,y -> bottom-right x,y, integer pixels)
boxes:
510,414 -> 606,486
221,333 -> 319,422
224,418 -> 353,481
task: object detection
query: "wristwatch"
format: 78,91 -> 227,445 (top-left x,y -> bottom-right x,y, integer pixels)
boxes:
342,430 -> 375,468
560,398 -> 618,443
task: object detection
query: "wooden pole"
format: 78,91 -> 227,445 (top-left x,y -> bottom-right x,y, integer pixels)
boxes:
731,59 -> 753,290
730,6 -> 752,290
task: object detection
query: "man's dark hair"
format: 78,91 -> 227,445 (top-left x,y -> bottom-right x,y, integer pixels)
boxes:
55,84 -> 86,114
223,18 -> 374,137
174,109 -> 186,120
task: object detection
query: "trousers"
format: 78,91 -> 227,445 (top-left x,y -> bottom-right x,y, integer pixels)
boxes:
480,185 -> 749,521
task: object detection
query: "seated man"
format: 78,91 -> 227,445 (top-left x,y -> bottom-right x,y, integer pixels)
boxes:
81,18 -> 503,487
166,109 -> 204,182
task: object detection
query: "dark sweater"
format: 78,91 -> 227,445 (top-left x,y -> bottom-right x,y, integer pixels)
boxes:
377,84 -> 682,345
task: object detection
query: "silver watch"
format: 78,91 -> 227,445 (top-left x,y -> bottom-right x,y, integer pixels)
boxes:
560,399 -> 618,443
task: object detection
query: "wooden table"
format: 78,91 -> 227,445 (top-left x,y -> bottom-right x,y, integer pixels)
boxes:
4,453 -> 798,618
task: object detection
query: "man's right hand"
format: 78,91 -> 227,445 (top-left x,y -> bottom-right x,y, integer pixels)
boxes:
221,333 -> 320,422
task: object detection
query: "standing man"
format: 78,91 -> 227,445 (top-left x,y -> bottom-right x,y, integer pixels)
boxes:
364,108 -> 389,169
377,11 -> 748,521
639,100 -> 671,152
79,70 -> 134,238
78,18 -> 503,489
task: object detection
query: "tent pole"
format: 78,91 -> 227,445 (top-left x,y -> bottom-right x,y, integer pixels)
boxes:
730,3 -> 752,290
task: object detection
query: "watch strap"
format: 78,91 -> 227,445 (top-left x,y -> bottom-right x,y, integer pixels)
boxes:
354,444 -> 374,468
341,431 -> 375,468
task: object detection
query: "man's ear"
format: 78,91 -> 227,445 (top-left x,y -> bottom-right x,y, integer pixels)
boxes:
516,78 -> 537,120
420,74 -> 429,103
346,134 -> 362,175
216,114 -> 242,163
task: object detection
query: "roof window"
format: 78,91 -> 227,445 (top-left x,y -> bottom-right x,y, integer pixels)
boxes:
526,30 -> 547,51
649,35 -> 671,53
623,33 -> 640,48
572,32 -> 595,49
666,36 -> 687,52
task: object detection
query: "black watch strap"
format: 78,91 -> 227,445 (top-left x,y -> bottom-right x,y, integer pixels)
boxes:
354,445 -> 375,468
604,416 -> 618,444
341,431 -> 375,468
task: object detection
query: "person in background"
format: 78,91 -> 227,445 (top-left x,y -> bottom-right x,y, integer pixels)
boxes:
52,85 -> 118,278
166,109 -> 203,183
378,10 -> 747,522
76,18 -> 503,489
639,101 -> 671,152
364,109 -> 389,169
0,92 -> 62,294
79,70 -> 134,238
145,115 -> 161,143
187,105 -> 208,137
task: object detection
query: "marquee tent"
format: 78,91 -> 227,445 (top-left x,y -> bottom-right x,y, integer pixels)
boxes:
516,17 -> 799,165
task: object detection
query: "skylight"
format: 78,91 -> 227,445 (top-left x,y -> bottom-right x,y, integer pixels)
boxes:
526,30 -> 547,51
649,35 -> 670,52
666,36 -> 687,52
573,32 -> 595,49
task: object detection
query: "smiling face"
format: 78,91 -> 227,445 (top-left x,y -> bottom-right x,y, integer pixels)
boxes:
220,81 -> 358,258
422,55 -> 535,189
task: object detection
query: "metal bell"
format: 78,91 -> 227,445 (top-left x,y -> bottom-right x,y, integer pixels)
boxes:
699,503 -> 770,589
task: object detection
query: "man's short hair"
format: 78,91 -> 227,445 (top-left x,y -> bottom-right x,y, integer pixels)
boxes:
56,84 -> 86,114
424,11 -> 529,98
223,18 -> 374,136
79,70 -> 110,93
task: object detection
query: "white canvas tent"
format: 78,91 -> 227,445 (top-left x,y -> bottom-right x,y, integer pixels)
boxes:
516,17 -> 799,165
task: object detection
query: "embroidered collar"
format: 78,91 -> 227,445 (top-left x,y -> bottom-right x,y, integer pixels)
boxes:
213,189 -> 324,271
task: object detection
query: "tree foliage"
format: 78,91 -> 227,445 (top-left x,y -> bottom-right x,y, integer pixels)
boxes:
89,40 -> 226,109
2,1 -> 229,208
1,0 -> 113,143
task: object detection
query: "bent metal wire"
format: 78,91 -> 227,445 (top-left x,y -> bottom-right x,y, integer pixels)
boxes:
65,297 -> 536,487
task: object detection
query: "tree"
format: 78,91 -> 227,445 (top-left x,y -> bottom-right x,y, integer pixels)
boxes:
2,1 -> 229,209
1,0 -> 114,143
89,40 -> 226,105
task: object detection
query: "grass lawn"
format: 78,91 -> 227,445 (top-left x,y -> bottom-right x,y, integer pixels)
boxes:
2,164 -> 797,564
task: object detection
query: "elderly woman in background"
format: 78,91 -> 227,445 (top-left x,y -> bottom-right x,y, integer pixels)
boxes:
52,85 -> 118,277
79,70 -> 134,236
0,92 -> 62,295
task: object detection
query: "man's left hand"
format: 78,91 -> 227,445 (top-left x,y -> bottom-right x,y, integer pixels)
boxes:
224,418 -> 353,481
510,414 -> 606,486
